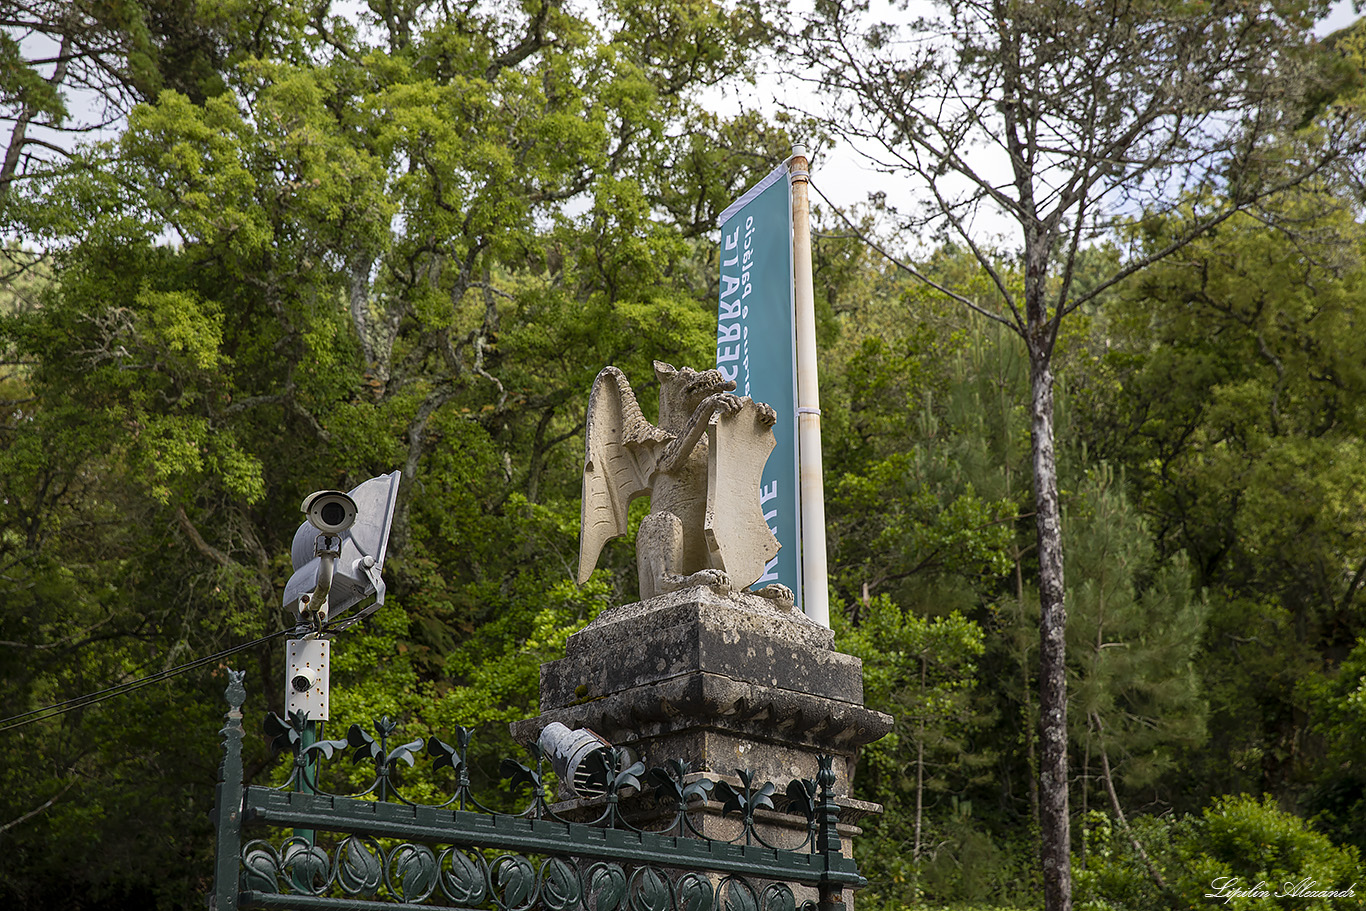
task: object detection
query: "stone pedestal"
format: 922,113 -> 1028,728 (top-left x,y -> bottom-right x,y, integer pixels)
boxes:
510,586 -> 891,848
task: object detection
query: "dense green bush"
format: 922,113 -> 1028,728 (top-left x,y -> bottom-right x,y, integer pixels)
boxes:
1076,796 -> 1362,910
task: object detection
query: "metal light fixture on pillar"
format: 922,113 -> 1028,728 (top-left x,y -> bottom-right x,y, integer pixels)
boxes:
280,471 -> 400,719
278,471 -> 400,837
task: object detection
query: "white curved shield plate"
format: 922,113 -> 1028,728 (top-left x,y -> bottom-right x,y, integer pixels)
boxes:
704,401 -> 781,590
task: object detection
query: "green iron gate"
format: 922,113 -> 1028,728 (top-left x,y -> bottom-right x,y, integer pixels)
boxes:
210,671 -> 864,911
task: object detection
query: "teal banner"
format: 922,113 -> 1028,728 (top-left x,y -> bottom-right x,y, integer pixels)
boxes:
716,163 -> 800,608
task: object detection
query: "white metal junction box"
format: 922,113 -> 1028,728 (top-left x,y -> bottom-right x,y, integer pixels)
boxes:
285,638 -> 330,721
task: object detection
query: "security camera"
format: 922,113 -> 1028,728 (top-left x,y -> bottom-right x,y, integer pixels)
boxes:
301,490 -> 358,535
291,666 -> 318,693
283,472 -> 401,631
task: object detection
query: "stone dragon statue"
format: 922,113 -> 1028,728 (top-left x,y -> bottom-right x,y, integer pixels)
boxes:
576,361 -> 793,605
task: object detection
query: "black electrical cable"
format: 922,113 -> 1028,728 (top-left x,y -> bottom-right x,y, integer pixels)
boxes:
0,627 -> 292,733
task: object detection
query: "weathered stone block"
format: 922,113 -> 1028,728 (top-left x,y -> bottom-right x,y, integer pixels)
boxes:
511,586 -> 891,911
511,588 -> 892,797
540,586 -> 865,710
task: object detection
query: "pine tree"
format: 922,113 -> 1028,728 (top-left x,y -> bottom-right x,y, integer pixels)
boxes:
1065,464 -> 1208,887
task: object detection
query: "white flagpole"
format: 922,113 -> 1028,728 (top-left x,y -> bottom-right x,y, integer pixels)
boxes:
789,145 -> 830,628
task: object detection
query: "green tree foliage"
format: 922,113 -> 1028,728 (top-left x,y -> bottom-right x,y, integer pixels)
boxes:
822,252 -> 1025,616
0,1 -> 789,906
1066,465 -> 1207,805
822,279 -> 1043,906
1063,465 -> 1207,893
821,246 -> 1213,905
0,0 -> 227,209
1082,193 -> 1366,803
1077,795 -> 1361,911
1306,633 -> 1366,852
795,1 -> 1366,903
838,597 -> 994,907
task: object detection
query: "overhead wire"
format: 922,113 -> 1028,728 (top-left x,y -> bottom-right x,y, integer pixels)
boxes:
0,627 -> 292,733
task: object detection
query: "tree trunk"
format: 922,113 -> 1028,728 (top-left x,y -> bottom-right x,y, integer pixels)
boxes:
914,655 -> 926,863
1094,713 -> 1167,892
1030,345 -> 1071,911
1,36 -> 71,203
1016,546 -> 1042,831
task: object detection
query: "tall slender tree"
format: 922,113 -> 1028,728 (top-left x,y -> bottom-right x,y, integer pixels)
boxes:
793,3 -> 1365,906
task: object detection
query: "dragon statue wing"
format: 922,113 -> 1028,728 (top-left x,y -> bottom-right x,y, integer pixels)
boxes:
577,367 -> 668,584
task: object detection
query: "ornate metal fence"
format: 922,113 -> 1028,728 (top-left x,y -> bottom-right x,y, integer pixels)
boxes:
210,672 -> 863,911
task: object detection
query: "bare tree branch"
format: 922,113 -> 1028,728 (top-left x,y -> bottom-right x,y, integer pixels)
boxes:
0,780 -> 76,835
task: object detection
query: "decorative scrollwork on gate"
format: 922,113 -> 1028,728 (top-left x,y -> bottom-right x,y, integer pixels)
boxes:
234,837 -> 820,911
212,672 -> 858,911
257,707 -> 822,853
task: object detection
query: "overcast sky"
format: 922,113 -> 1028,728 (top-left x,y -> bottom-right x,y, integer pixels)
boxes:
759,0 -> 1364,248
